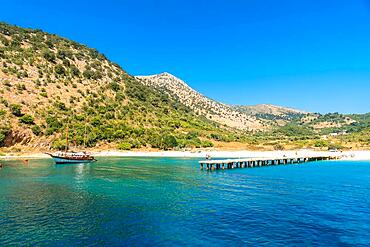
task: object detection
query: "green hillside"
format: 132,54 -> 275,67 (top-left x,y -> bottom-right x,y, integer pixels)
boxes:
0,22 -> 235,151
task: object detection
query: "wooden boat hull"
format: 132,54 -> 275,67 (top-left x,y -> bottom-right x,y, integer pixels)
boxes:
46,153 -> 96,164
52,157 -> 96,164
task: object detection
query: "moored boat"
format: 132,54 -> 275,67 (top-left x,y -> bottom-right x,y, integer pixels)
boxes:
46,120 -> 97,164
46,151 -> 96,164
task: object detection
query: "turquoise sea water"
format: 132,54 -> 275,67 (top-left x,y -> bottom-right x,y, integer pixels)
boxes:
0,158 -> 369,246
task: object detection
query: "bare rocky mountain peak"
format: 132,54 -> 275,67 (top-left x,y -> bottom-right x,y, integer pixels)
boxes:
136,73 -> 307,130
136,73 -> 267,130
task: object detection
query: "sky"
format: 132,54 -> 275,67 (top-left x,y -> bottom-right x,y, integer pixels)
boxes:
1,0 -> 370,113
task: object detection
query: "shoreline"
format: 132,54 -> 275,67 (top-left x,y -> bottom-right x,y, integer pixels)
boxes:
1,150 -> 370,161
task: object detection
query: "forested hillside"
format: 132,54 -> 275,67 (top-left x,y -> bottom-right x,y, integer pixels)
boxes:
0,22 -> 236,151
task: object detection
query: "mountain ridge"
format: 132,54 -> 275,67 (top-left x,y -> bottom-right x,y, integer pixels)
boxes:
136,72 -> 305,129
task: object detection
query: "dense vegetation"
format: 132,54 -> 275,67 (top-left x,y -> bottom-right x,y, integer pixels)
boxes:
0,22 -> 238,150
245,112 -> 370,150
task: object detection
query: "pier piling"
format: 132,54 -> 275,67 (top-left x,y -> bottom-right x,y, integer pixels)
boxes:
199,154 -> 342,171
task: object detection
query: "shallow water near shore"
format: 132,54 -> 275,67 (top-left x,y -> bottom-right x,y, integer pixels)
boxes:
0,158 -> 369,246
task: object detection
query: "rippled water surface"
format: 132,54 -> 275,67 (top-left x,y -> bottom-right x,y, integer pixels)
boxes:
0,158 -> 369,246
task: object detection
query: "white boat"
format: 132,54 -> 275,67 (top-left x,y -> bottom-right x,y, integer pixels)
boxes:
46,122 -> 96,164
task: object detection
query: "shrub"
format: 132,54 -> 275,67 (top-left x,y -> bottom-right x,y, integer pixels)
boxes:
83,69 -> 102,80
52,139 -> 67,150
40,92 -> 48,97
0,126 -> 10,147
109,81 -> 120,92
288,125 -> 313,136
9,104 -> 22,116
328,143 -> 344,150
70,65 -> 80,76
45,116 -> 62,135
118,142 -> 132,150
55,101 -> 67,110
201,140 -> 214,148
55,64 -> 66,76
57,49 -> 73,60
16,83 -> 26,91
161,134 -> 178,150
0,133 -> 5,147
89,48 -> 99,59
19,114 -> 34,124
314,140 -> 328,148
43,50 -> 56,63
129,139 -> 141,149
91,117 -> 101,127
32,125 -> 41,136
34,80 -> 41,86
210,133 -> 221,141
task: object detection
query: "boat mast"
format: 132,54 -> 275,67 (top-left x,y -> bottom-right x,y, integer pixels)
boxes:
65,124 -> 69,152
73,126 -> 77,149
83,117 -> 87,148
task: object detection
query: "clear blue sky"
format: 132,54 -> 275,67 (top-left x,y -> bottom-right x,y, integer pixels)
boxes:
2,0 -> 370,113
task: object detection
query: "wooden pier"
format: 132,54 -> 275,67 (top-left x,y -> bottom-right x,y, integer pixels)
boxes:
199,154 -> 342,171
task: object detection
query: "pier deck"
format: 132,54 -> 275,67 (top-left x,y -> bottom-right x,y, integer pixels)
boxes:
198,154 -> 342,170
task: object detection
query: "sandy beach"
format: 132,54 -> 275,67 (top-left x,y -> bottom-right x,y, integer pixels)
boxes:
1,150 -> 370,161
